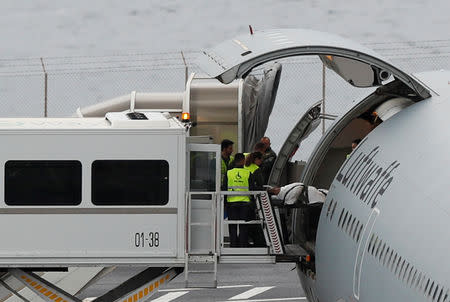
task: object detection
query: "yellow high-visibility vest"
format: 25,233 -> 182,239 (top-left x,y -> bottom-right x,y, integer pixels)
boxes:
244,163 -> 259,173
221,155 -> 234,182
227,168 -> 251,203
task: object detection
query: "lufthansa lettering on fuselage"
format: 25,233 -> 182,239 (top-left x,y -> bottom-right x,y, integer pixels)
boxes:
336,146 -> 400,208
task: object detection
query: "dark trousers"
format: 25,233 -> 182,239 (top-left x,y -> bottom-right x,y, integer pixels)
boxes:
227,202 -> 252,247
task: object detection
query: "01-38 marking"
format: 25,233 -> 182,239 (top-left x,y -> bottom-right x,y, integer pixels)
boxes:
134,232 -> 160,248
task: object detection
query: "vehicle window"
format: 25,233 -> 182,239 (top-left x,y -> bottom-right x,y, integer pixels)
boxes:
92,160 -> 169,205
5,160 -> 82,206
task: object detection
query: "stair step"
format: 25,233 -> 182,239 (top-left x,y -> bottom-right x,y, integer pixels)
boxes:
188,255 -> 216,263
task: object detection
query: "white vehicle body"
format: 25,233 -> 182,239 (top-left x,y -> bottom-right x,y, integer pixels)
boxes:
0,113 -> 187,267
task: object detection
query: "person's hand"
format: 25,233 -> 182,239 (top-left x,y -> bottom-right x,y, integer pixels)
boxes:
268,187 -> 281,195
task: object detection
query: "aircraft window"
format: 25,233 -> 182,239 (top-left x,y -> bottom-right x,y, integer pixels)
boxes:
444,290 -> 449,302
375,240 -> 383,258
348,217 -> 356,236
91,160 -> 169,206
383,247 -> 390,266
403,263 -> 410,281
341,211 -> 349,229
337,208 -> 345,226
429,281 -> 436,297
434,284 -> 439,299
390,253 -> 397,272
424,278 -> 431,294
395,256 -> 403,275
372,237 -> 379,255
352,221 -> 360,240
420,274 -> 427,291
406,266 -> 413,284
432,283 -> 439,300
356,224 -> 363,242
5,160 -> 81,206
378,243 -> 386,261
415,271 -> 422,289
367,234 -> 375,253
410,269 -> 418,287
330,202 -> 338,220
326,199 -> 334,218
399,259 -> 406,279
345,214 -> 353,233
430,282 -> 437,298
406,265 -> 416,287
387,250 -> 394,270
437,288 -> 444,302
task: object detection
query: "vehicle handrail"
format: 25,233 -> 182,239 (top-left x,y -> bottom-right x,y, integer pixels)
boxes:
219,190 -> 268,196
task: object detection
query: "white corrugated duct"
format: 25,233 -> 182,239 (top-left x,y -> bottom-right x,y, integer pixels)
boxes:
74,92 -> 184,117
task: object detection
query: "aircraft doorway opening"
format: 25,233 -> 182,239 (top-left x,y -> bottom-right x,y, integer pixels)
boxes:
289,88 -> 417,258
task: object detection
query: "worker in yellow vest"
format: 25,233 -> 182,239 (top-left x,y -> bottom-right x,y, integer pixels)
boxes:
223,153 -> 254,247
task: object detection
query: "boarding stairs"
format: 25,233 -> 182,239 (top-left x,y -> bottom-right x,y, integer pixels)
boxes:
184,143 -> 306,287
184,190 -> 285,288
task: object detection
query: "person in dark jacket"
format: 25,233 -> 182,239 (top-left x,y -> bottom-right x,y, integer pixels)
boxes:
261,136 -> 277,167
244,151 -> 265,189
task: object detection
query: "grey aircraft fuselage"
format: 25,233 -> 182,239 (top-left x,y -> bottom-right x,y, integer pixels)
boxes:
315,77 -> 450,301
196,28 -> 450,301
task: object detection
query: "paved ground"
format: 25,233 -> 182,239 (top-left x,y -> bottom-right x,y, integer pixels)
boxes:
78,263 -> 306,302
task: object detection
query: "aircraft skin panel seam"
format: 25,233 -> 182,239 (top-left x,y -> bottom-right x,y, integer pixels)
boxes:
353,207 -> 379,299
365,232 -> 450,302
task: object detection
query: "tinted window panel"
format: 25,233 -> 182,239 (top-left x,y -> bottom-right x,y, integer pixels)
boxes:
92,160 -> 169,205
5,160 -> 82,206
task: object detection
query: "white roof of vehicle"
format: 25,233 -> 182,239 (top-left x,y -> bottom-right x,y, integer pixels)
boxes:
0,112 -> 183,130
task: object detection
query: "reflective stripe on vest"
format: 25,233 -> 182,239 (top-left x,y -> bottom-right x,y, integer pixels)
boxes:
227,168 -> 251,202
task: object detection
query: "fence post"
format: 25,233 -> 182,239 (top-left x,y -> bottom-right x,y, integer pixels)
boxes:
321,63 -> 326,135
181,51 -> 188,85
40,58 -> 48,117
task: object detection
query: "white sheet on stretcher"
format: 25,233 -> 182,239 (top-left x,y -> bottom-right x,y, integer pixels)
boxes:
275,182 -> 328,205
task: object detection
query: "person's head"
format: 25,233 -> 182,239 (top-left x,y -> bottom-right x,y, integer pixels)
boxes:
233,153 -> 245,167
254,142 -> 267,153
221,139 -> 234,157
261,137 -> 271,149
245,151 -> 263,167
352,139 -> 362,151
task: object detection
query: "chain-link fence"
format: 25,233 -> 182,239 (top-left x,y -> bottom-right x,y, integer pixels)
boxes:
0,41 -> 449,160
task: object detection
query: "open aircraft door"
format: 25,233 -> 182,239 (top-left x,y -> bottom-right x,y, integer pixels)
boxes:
267,100 -> 322,187
195,28 -> 429,98
195,28 -> 431,258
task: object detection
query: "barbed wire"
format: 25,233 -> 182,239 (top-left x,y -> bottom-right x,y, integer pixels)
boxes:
0,50 -> 200,62
0,39 -> 449,67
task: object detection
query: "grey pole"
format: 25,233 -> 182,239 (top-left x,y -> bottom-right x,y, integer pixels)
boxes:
40,57 -> 48,117
322,63 -> 326,135
181,51 -> 188,84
